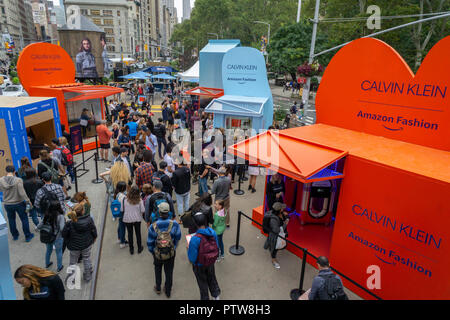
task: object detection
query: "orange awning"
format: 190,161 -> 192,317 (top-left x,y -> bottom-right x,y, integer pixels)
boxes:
185,87 -> 224,98
228,130 -> 347,183
62,85 -> 123,102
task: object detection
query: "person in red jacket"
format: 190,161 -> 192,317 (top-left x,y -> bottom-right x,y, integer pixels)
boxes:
96,120 -> 113,162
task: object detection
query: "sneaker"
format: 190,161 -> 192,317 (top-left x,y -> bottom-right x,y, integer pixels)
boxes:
164,288 -> 171,298
272,261 -> 281,269
116,239 -> 121,244
25,234 -> 34,242
46,262 -> 53,268
12,236 -> 19,241
57,265 -> 64,273
252,188 -> 256,193
120,243 -> 128,249
138,247 -> 144,254
213,295 -> 220,300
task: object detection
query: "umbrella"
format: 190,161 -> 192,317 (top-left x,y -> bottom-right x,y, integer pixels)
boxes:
151,73 -> 176,80
119,71 -> 151,80
181,78 -> 199,83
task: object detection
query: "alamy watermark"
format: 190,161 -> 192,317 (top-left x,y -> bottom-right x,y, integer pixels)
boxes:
366,5 -> 381,30
65,265 -> 81,290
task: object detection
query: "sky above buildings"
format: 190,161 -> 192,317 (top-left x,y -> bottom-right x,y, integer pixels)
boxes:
51,0 -> 195,23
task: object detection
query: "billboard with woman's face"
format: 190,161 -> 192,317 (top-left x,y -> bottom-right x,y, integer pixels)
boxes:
59,30 -> 106,79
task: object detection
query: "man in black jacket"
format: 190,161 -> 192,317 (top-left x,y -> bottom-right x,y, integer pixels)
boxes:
62,207 -> 97,282
145,180 -> 175,226
154,118 -> 167,159
152,161 -> 173,196
171,158 -> 191,219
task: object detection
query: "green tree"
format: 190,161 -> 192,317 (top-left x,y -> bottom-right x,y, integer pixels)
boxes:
268,21 -> 328,80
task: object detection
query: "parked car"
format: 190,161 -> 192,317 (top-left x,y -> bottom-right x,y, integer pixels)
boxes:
0,74 -> 12,89
1,85 -> 28,97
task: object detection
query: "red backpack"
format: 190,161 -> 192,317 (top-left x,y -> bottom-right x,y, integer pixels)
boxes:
59,146 -> 73,166
196,233 -> 219,266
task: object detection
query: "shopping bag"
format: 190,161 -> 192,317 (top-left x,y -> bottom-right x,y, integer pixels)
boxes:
276,227 -> 287,250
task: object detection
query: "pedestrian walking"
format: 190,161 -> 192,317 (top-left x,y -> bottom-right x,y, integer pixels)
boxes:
171,157 -> 191,219
154,118 -> 167,159
62,204 -> 97,282
147,202 -> 181,298
187,213 -> 221,300
112,181 -> 128,248
14,265 -> 65,300
0,165 -> 34,241
212,199 -> 227,262
122,185 -> 145,255
22,167 -> 43,227
210,166 -> 231,227
263,202 -> 289,269
36,200 -> 66,272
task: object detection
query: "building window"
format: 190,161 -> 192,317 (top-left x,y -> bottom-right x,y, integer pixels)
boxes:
106,37 -> 115,43
92,18 -> 102,25
104,19 -> 114,26
90,9 -> 100,16
80,9 -> 88,15
107,46 -> 115,52
104,28 -> 114,35
117,11 -> 120,16
103,10 -> 112,16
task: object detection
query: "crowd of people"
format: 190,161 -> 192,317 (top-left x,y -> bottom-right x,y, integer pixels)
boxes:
2,89 -> 345,301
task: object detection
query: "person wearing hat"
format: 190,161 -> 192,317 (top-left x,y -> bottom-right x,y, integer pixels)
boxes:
209,166 -> 231,227
263,202 -> 289,269
147,201 -> 181,298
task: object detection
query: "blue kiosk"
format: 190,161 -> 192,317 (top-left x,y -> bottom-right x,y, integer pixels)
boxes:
0,96 -> 62,171
203,45 -> 273,130
0,97 -> 61,300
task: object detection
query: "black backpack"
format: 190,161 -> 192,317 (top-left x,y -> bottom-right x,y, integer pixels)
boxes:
319,273 -> 349,300
40,187 -> 60,214
262,212 -> 275,234
40,218 -> 58,244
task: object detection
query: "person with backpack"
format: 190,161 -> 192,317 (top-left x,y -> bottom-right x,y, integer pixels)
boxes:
122,185 -> 145,255
36,200 -> 66,272
147,202 -> 181,298
184,194 -> 214,234
307,256 -> 348,300
110,181 -> 128,248
212,199 -> 227,262
144,180 -> 175,226
0,165 -> 34,242
23,168 -> 44,227
34,172 -> 67,215
188,213 -> 221,300
59,137 -> 75,184
263,202 -> 289,269
154,118 -> 167,159
290,101 -> 298,115
37,150 -> 69,200
62,204 -> 97,282
152,161 -> 173,196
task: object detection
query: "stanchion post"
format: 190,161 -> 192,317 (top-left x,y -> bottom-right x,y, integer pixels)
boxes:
234,165 -> 245,195
242,164 -> 248,181
229,211 -> 245,255
91,152 -> 104,184
74,165 -> 79,194
81,142 -> 86,171
290,248 -> 308,300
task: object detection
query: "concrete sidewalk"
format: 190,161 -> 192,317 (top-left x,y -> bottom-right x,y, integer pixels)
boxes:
6,150 -> 107,300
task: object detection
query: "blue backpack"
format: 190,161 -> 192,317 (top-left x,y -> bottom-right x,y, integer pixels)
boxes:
111,198 -> 122,218
150,194 -> 172,223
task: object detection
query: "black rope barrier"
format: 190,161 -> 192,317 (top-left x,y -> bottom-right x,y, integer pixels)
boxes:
230,210 -> 382,300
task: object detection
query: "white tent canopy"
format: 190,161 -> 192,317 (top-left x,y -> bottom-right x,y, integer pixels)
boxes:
177,61 -> 199,81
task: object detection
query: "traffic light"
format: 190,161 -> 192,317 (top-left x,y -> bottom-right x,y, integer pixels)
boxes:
144,44 -> 148,51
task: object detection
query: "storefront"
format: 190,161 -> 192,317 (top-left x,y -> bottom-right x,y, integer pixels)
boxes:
229,36 -> 450,299
0,97 -> 61,170
17,43 -> 123,151
204,46 -> 273,130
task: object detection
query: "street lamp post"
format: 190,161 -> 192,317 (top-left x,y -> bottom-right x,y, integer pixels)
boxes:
253,21 -> 270,64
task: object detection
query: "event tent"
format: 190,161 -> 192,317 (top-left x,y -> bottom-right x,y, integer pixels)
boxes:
177,61 -> 199,81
